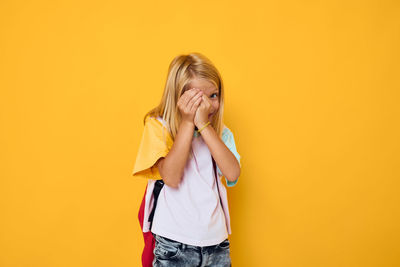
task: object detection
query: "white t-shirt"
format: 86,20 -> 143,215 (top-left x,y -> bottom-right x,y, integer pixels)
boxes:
133,116 -> 241,246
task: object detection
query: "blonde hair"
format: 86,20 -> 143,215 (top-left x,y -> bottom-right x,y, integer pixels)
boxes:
143,52 -> 225,142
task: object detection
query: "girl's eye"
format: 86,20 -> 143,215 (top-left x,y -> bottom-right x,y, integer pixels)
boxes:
210,93 -> 218,98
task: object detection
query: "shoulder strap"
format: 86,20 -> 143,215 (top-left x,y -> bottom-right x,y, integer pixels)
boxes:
148,179 -> 164,231
212,157 -> 224,209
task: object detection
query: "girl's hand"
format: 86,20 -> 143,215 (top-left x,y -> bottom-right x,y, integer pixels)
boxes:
194,95 -> 213,128
177,88 -> 203,125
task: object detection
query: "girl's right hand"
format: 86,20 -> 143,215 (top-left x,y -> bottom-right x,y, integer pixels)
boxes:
177,88 -> 203,124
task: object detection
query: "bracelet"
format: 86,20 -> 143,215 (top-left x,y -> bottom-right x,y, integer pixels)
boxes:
197,121 -> 211,133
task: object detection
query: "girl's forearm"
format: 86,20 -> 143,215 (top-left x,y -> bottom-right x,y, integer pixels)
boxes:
199,126 -> 240,182
157,120 -> 194,188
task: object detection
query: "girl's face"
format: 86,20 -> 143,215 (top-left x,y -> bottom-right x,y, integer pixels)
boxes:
186,77 -> 220,119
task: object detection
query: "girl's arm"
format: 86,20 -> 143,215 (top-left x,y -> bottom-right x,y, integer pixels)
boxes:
155,121 -> 195,188
199,125 -> 241,182
156,88 -> 203,188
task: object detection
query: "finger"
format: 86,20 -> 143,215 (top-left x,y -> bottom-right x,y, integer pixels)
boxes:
194,98 -> 205,112
189,89 -> 202,100
190,97 -> 203,113
180,88 -> 199,107
186,88 -> 200,101
187,91 -> 203,110
182,87 -> 198,97
202,95 -> 211,107
180,88 -> 195,107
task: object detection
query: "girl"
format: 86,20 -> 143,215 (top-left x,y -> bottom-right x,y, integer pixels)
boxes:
132,52 -> 241,266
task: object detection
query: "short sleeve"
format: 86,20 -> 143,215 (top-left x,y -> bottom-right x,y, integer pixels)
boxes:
132,116 -> 173,180
217,127 -> 241,187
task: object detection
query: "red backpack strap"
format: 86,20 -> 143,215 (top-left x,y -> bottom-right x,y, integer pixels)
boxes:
138,184 -> 154,267
138,180 -> 165,267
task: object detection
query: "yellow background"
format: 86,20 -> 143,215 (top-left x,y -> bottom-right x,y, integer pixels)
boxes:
1,0 -> 399,266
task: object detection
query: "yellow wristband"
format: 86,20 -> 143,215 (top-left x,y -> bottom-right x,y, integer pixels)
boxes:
197,121 -> 211,133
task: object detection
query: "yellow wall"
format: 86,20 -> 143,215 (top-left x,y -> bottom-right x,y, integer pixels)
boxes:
1,0 -> 399,266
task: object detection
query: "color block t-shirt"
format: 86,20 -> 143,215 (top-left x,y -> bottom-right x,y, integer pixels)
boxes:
132,116 -> 241,246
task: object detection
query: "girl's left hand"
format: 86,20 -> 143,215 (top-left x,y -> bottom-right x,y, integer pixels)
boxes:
194,95 -> 213,128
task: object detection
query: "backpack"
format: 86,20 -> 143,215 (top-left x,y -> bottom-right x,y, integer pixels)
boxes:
137,157 -> 222,266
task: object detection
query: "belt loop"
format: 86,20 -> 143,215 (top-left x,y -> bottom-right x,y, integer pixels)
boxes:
181,243 -> 186,250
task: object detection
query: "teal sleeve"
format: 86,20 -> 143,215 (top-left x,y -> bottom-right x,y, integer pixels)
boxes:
217,127 -> 241,187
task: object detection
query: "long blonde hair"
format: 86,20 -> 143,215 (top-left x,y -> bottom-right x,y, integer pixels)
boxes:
143,52 -> 225,142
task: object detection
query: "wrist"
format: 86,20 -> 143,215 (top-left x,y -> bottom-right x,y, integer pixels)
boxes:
180,120 -> 195,129
197,121 -> 211,133
195,120 -> 208,128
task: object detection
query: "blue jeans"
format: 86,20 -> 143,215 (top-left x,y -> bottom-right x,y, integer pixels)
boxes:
152,234 -> 231,267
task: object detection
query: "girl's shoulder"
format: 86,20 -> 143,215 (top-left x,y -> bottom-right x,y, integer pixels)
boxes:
142,115 -> 173,148
221,124 -> 240,151
221,124 -> 233,139
145,115 -> 168,129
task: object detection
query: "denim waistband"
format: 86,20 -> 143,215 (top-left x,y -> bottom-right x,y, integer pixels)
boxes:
155,234 -> 226,251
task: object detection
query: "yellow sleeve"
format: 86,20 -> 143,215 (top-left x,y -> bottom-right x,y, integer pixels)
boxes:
132,116 -> 173,180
